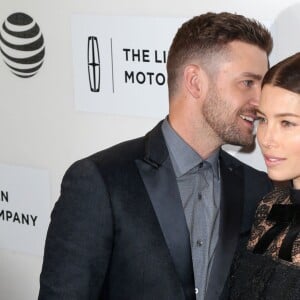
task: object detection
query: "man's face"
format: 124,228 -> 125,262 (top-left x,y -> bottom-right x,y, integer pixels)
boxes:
202,41 -> 269,147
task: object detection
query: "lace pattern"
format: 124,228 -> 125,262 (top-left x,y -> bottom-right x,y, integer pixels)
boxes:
247,187 -> 300,266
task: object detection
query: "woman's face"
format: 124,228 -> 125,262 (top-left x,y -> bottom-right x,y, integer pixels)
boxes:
257,84 -> 300,188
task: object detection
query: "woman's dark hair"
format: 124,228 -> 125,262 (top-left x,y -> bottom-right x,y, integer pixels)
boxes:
262,52 -> 300,94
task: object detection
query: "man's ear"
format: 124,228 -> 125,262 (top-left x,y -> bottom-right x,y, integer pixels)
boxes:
183,64 -> 208,99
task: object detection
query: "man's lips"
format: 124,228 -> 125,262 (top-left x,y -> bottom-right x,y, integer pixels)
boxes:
240,114 -> 256,123
239,114 -> 256,129
263,154 -> 286,167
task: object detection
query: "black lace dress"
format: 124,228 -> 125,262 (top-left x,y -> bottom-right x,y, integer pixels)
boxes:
228,187 -> 300,300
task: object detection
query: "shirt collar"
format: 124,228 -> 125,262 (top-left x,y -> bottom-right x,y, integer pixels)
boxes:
162,118 -> 220,179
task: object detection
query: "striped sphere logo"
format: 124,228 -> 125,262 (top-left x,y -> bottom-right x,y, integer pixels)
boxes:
0,12 -> 45,78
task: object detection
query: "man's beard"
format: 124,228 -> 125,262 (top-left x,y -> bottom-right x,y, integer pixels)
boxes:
202,88 -> 255,147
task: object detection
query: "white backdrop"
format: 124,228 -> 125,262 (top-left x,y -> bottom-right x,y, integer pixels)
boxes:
1,1 -> 300,299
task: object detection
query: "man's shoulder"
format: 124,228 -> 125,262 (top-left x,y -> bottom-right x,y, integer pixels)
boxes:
62,136 -> 147,183
90,135 -> 145,162
87,120 -> 165,166
70,135 -> 146,176
70,121 -> 164,171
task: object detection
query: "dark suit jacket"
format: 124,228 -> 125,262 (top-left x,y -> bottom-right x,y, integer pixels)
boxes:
38,121 -> 272,300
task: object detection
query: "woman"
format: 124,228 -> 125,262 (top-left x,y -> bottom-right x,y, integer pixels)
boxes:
229,52 -> 300,299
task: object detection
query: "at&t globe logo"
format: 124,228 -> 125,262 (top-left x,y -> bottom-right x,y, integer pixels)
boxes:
0,12 -> 45,78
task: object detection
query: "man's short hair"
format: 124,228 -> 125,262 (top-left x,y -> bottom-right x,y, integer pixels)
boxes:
167,12 -> 273,96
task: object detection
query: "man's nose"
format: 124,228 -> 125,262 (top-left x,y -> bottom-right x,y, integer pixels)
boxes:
249,87 -> 261,107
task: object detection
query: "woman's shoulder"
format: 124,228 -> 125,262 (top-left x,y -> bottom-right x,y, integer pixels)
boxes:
228,184 -> 300,300
252,185 -> 290,223
247,185 -> 290,251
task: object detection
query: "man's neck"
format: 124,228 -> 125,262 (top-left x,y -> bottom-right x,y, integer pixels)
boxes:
167,115 -> 222,160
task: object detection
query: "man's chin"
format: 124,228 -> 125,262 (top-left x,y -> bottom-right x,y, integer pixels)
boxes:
225,135 -> 255,149
238,136 -> 256,151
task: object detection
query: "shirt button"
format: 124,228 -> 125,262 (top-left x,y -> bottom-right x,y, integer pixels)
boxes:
199,162 -> 203,168
198,193 -> 202,200
195,288 -> 199,294
196,240 -> 203,247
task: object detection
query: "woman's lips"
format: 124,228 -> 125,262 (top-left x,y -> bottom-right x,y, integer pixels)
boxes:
263,155 -> 286,167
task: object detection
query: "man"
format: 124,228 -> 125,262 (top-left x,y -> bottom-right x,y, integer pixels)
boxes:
39,12 -> 273,300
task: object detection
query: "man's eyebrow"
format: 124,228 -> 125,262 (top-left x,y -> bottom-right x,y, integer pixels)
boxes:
241,72 -> 263,80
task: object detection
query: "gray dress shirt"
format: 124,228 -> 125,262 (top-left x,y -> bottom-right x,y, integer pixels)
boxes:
162,119 -> 221,300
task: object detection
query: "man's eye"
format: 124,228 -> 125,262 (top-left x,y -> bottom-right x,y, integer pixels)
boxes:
243,80 -> 253,87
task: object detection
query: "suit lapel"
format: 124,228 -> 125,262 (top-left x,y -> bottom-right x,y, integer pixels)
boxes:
135,122 -> 195,300
205,151 -> 244,300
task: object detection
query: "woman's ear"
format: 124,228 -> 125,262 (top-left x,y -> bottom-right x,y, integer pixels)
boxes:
183,64 -> 209,99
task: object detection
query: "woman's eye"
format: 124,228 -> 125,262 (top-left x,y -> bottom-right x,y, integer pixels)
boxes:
281,120 -> 295,127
